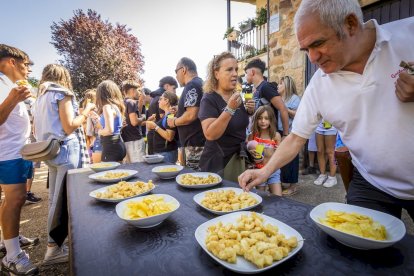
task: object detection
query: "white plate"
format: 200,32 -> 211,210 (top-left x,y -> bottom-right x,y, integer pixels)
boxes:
116,194 -> 180,228
143,154 -> 164,164
152,165 -> 184,179
310,202 -> 406,250
193,187 -> 262,215
88,169 -> 138,183
176,172 -> 222,189
89,162 -> 120,172
89,181 -> 155,203
195,211 -> 304,274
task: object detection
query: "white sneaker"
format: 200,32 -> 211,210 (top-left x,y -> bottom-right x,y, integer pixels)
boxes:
314,174 -> 327,185
1,250 -> 39,275
43,244 -> 68,266
323,176 -> 338,188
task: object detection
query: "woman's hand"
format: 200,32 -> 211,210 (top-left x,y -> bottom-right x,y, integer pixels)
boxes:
147,114 -> 156,122
227,92 -> 242,110
245,99 -> 255,114
146,121 -> 157,130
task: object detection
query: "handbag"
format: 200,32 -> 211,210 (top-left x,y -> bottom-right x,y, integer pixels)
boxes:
20,138 -> 61,162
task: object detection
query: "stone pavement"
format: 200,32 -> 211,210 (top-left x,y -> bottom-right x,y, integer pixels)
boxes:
12,163 -> 414,275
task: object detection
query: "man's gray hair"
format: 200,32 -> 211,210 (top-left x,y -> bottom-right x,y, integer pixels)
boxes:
294,0 -> 364,39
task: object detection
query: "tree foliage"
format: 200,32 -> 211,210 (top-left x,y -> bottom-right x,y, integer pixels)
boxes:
51,9 -> 144,96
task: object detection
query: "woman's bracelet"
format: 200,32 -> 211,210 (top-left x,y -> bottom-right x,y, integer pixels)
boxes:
224,106 -> 236,116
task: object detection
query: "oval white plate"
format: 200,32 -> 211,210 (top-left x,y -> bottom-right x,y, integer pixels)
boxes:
89,181 -> 155,203
176,172 -> 222,189
193,187 -> 262,215
195,211 -> 304,274
89,162 -> 120,172
88,169 -> 138,183
310,202 -> 406,250
116,194 -> 180,228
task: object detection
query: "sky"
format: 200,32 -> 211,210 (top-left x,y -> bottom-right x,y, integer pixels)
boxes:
1,0 -> 255,94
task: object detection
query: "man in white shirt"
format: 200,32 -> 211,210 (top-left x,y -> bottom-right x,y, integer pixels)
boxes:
239,0 -> 414,220
0,44 -> 38,275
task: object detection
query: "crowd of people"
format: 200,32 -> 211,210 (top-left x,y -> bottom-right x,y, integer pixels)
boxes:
0,0 -> 413,275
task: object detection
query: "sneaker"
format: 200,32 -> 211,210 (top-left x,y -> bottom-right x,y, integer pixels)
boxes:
1,251 -> 39,275
26,192 -> 41,204
302,166 -> 317,175
19,235 -> 40,249
0,236 -> 39,258
43,244 -> 69,266
314,174 -> 328,185
323,176 -> 338,188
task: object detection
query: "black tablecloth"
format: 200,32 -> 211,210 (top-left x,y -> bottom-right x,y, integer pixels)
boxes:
67,163 -> 414,276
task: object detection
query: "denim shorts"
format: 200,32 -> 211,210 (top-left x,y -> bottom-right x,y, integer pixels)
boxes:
93,138 -> 102,152
258,169 -> 281,186
0,158 -> 33,184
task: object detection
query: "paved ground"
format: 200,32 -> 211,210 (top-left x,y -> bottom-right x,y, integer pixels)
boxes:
10,164 -> 414,274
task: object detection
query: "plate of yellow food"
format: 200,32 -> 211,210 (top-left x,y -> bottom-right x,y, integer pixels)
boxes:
310,202 -> 406,250
116,194 -> 179,228
88,169 -> 138,183
89,162 -> 121,172
89,180 -> 155,203
195,211 -> 304,274
176,172 -> 222,189
193,187 -> 262,215
152,165 -> 184,179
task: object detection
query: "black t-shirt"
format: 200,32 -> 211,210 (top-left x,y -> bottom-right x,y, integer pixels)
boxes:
153,115 -> 178,153
176,77 -> 206,147
121,98 -> 142,142
254,80 -> 280,123
148,88 -> 165,123
198,92 -> 249,172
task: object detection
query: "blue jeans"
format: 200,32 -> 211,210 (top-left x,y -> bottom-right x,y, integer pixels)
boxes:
45,138 -> 80,243
158,150 -> 178,164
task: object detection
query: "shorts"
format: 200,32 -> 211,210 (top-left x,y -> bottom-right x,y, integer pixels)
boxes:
93,137 -> 102,152
307,132 -> 317,152
258,169 -> 281,187
0,158 -> 33,184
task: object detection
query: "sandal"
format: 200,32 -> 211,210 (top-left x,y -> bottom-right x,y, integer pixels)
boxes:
282,185 -> 299,196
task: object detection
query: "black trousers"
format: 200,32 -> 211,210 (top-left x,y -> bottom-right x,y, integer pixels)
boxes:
347,167 -> 414,220
100,134 -> 126,162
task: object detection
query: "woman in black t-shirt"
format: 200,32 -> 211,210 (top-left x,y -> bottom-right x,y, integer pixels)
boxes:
198,52 -> 255,174
146,92 -> 178,163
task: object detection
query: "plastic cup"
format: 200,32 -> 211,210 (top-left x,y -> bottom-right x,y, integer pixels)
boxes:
323,121 -> 332,129
255,144 -> 265,157
244,93 -> 253,101
167,114 -> 175,119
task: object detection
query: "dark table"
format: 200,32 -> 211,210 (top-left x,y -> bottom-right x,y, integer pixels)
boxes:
67,163 -> 414,276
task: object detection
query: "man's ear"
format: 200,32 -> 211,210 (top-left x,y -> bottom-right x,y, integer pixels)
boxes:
344,14 -> 360,36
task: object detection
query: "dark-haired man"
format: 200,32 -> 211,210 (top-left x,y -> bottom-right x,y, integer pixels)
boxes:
147,76 -> 177,155
167,57 -> 205,170
0,44 -> 38,275
121,80 -> 146,163
244,59 -> 289,137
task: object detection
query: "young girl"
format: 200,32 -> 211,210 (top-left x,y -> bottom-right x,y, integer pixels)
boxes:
247,105 -> 282,196
94,80 -> 126,162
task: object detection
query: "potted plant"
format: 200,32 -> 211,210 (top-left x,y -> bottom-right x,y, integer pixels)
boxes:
223,26 -> 240,41
256,7 -> 267,26
239,18 -> 256,34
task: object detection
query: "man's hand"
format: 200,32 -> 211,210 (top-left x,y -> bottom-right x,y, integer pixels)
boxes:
9,86 -> 31,104
396,62 -> 414,102
238,169 -> 269,192
146,121 -> 157,130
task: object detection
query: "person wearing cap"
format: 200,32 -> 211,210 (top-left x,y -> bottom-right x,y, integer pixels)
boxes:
0,44 -> 38,275
147,76 -> 178,155
244,59 -> 289,138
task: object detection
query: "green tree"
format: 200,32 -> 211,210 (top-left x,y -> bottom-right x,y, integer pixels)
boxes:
51,9 -> 144,96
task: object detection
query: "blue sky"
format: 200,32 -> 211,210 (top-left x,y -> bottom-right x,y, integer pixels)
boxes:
0,0 -> 255,92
